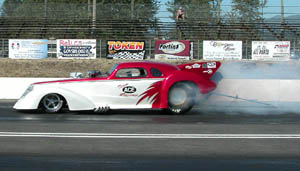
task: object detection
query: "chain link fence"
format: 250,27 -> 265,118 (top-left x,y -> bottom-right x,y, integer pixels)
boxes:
1,2 -> 300,59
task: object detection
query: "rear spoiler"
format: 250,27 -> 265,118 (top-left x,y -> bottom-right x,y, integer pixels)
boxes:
177,61 -> 221,79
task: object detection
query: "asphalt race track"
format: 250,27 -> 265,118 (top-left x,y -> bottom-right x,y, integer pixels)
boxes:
1,100 -> 300,170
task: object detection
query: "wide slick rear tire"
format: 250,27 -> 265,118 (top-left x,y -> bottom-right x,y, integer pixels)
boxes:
167,82 -> 195,115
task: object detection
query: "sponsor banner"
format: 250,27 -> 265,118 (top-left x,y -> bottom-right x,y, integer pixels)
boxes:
57,39 -> 96,59
107,40 -> 145,60
155,40 -> 191,60
252,41 -> 290,60
203,40 -> 242,60
9,39 -> 48,59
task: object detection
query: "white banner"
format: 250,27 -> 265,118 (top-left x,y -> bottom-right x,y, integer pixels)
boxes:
203,41 -> 242,60
57,39 -> 96,59
252,41 -> 290,60
9,39 -> 48,59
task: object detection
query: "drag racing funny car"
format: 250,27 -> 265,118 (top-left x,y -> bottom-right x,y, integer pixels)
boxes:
14,61 -> 221,114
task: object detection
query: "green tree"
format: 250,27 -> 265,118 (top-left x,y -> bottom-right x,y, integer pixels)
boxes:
1,0 -> 160,39
166,0 -> 221,40
1,0 -> 24,17
2,0 -> 89,18
2,0 -> 159,20
230,0 -> 266,23
94,0 -> 159,39
225,0 -> 267,40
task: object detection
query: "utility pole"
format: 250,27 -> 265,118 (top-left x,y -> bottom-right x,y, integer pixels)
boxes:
44,0 -> 47,19
88,0 -> 91,19
218,0 -> 221,23
131,0 -> 135,20
92,0 -> 96,36
281,0 -> 284,24
217,0 -> 221,39
281,0 -> 285,40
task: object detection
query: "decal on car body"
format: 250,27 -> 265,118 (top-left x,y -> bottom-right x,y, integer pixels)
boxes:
207,62 -> 216,68
137,80 -> 162,107
122,86 -> 137,93
192,63 -> 201,68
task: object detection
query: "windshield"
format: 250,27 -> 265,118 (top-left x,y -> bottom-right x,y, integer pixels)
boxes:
108,64 -> 118,75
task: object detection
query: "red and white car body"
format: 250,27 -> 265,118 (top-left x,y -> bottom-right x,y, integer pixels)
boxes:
14,61 -> 221,114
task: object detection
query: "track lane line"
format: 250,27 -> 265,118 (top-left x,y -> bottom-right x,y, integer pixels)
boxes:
0,132 -> 300,138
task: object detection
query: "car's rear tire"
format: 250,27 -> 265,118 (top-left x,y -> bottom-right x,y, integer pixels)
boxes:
41,93 -> 64,113
167,82 -> 195,115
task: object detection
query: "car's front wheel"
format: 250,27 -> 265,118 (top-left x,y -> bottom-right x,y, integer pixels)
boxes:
41,93 -> 64,113
167,82 -> 195,115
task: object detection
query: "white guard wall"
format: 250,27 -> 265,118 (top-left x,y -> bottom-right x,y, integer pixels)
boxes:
199,60 -> 300,114
0,78 -> 67,99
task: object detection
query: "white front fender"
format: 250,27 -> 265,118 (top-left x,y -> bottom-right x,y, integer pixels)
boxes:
14,86 -> 96,111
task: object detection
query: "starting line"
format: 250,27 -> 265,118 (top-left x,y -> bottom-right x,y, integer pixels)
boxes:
0,132 -> 300,139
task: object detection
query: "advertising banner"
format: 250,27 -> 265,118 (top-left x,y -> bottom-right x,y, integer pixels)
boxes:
57,39 -> 96,59
107,40 -> 145,60
9,39 -> 48,59
154,40 -> 191,60
252,41 -> 290,60
203,41 -> 242,60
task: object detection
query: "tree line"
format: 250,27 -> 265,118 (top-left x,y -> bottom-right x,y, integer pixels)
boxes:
0,0 -> 273,40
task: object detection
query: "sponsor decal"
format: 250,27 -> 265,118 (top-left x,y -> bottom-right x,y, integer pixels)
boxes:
108,41 -> 144,51
252,41 -> 290,60
155,40 -> 191,60
192,63 -> 201,68
9,39 -> 48,59
118,84 -> 138,97
210,41 -> 235,51
203,41 -> 242,60
203,69 -> 213,74
157,54 -> 166,60
207,62 -> 216,68
253,45 -> 269,55
185,65 -> 192,69
275,44 -> 289,49
107,40 -> 145,60
122,86 -> 137,94
120,93 -> 138,97
117,83 -> 129,89
158,41 -> 185,54
57,39 -> 96,59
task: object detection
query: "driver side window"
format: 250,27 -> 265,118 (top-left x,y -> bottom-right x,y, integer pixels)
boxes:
115,68 -> 147,78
